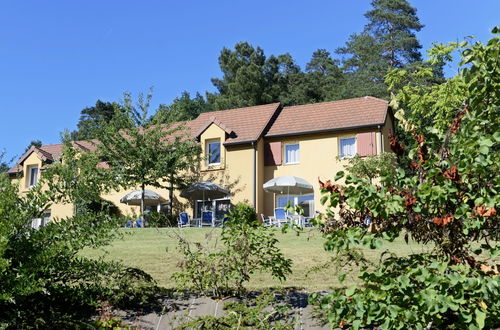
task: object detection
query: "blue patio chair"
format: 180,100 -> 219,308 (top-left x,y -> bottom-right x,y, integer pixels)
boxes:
178,212 -> 191,228
274,208 -> 289,227
260,214 -> 272,227
200,211 -> 214,227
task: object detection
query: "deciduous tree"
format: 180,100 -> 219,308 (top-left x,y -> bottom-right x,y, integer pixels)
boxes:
313,28 -> 500,329
97,90 -> 201,217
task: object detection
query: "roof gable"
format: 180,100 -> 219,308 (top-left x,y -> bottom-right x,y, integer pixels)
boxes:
194,116 -> 235,139
188,103 -> 281,145
8,140 -> 98,174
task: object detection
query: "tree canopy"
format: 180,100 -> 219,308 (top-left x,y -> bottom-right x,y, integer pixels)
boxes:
312,28 -> 499,329
336,0 -> 424,98
207,42 -> 301,110
71,100 -> 128,140
96,90 -> 201,216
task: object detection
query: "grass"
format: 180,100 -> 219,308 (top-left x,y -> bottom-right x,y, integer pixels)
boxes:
81,227 -> 432,291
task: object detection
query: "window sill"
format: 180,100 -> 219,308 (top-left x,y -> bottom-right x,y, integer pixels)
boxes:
202,164 -> 225,172
283,162 -> 300,165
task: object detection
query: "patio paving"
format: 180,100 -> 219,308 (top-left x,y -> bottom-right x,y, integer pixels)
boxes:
120,291 -> 331,329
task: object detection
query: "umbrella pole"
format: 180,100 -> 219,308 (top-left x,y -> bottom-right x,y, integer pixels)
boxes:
287,187 -> 290,214
141,184 -> 145,222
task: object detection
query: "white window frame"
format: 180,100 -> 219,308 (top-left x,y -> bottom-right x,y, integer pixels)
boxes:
339,137 -> 357,159
27,165 -> 39,187
206,139 -> 221,166
284,143 -> 300,164
276,194 -> 315,218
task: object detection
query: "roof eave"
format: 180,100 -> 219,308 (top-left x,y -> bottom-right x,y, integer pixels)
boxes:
265,123 -> 386,139
223,139 -> 257,146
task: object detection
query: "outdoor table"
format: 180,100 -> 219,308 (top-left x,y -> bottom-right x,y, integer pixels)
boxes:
191,218 -> 201,227
289,215 -> 304,227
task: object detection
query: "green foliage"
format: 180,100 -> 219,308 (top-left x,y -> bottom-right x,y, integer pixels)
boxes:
176,291 -> 296,329
146,211 -> 178,227
310,254 -> 499,329
0,162 -> 9,173
43,136 -> 120,205
314,29 -> 500,329
386,43 -> 467,134
208,42 -> 300,110
337,0 -> 425,98
156,91 -> 210,122
0,137 -> 161,327
319,30 -> 499,260
173,203 -> 292,298
283,49 -> 345,105
71,100 -> 127,140
0,151 -> 9,174
342,152 -> 397,183
97,89 -> 201,215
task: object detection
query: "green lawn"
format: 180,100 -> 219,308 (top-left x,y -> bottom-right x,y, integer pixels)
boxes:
81,227 -> 432,291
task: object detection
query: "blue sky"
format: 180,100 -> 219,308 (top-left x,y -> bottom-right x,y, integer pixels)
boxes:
0,1 -> 498,165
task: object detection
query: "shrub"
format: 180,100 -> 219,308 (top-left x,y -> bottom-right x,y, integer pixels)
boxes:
0,140 -> 162,327
310,254 -> 500,329
313,29 -> 499,328
173,203 -> 292,298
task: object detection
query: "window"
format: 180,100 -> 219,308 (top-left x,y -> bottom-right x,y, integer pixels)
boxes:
284,143 -> 299,164
276,194 -> 314,217
206,140 -> 221,165
27,165 -> 39,187
195,199 -> 230,220
31,211 -> 50,230
41,211 -> 51,227
339,137 -> 356,159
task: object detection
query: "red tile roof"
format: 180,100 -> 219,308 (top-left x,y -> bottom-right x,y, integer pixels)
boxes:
265,96 -> 388,138
8,140 -> 98,174
188,103 -> 281,145
8,97 -> 390,173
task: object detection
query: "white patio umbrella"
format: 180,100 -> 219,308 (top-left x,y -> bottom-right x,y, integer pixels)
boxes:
120,189 -> 168,206
263,176 -> 314,215
263,176 -> 313,195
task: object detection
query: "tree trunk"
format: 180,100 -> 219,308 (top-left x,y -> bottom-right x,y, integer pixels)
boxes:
141,182 -> 145,220
169,174 -> 174,217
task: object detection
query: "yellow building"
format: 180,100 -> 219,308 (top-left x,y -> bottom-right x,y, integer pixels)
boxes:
9,96 -> 393,223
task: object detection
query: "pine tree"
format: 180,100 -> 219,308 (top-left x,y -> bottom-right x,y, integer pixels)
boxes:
208,42 -> 300,110
337,0 -> 424,98
284,49 -> 344,105
71,100 -> 127,140
156,91 -> 210,122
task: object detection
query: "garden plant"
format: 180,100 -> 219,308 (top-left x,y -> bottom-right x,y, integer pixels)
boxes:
310,28 -> 499,329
